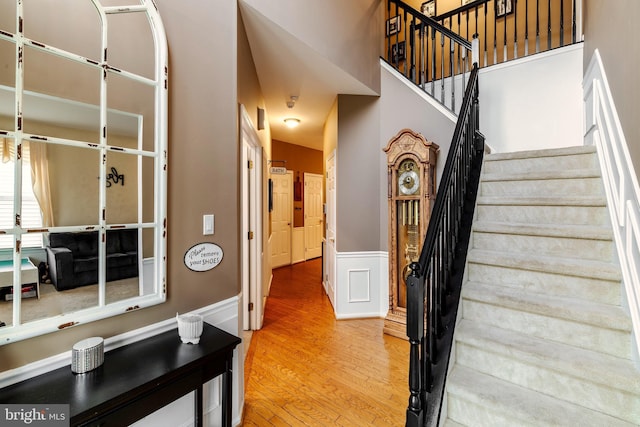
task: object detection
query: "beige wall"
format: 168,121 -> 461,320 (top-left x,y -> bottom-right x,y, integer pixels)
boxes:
583,0 -> 640,186
0,0 -> 242,371
336,94 -> 382,252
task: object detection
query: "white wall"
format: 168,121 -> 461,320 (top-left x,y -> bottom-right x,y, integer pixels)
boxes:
479,43 -> 584,153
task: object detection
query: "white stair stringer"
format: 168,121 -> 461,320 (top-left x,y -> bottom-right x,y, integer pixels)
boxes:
443,146 -> 640,426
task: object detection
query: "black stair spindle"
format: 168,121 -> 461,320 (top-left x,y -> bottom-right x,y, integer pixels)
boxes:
547,0 -> 552,50
560,0 -> 564,46
536,0 -> 540,52
514,0 -> 518,59
525,0 -> 529,55
572,0 -> 577,44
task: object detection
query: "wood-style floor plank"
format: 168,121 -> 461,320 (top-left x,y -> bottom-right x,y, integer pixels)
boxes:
242,259 -> 409,426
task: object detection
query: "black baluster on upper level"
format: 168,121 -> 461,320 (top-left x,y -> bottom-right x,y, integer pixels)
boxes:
547,0 -> 552,50
560,0 -> 564,46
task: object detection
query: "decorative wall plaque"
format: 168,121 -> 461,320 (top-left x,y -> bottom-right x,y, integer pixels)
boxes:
184,243 -> 223,272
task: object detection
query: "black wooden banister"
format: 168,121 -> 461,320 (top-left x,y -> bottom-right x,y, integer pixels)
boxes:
406,64 -> 483,427
416,68 -> 479,274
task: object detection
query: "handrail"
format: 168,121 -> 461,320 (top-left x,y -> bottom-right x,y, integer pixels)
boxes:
389,0 -> 472,49
434,0 -> 488,21
406,64 -> 484,427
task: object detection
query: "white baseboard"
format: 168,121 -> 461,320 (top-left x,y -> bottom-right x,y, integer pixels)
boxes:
0,296 -> 243,427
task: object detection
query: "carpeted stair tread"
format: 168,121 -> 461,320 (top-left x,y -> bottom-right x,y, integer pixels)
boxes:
446,366 -> 637,427
462,281 -> 631,331
484,145 -> 597,161
467,249 -> 621,281
472,221 -> 612,240
476,195 -> 607,207
455,319 -> 640,395
481,167 -> 602,182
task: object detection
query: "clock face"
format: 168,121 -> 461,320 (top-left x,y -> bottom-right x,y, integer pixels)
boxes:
398,159 -> 420,195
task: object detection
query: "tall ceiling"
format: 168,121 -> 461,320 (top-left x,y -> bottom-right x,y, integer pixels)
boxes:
239,2 -> 377,151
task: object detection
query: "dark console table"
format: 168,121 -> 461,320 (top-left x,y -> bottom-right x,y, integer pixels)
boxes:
0,322 -> 241,426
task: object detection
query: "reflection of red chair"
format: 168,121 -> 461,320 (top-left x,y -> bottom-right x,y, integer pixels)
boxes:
0,258 -> 39,301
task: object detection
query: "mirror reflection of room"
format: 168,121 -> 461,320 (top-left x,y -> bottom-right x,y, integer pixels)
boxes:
0,1 -> 166,339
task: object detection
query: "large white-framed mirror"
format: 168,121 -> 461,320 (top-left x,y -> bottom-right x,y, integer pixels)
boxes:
0,0 -> 167,344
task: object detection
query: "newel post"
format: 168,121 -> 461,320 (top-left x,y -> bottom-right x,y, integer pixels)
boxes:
406,262 -> 424,427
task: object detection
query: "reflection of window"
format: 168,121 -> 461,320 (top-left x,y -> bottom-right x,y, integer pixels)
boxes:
0,139 -> 43,249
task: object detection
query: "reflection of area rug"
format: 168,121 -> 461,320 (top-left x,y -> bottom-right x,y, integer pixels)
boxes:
0,277 -> 139,326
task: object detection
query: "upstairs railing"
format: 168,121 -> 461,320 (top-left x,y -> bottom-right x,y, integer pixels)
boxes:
386,0 -> 478,114
385,0 -> 581,112
435,0 -> 580,68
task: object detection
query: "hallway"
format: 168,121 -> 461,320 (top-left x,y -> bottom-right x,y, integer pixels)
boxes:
242,259 -> 409,426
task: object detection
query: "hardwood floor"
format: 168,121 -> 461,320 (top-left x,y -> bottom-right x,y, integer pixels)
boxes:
242,259 -> 409,426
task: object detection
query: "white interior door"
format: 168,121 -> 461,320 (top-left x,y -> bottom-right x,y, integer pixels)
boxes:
271,171 -> 293,268
241,106 -> 263,331
304,173 -> 323,260
325,151 -> 336,308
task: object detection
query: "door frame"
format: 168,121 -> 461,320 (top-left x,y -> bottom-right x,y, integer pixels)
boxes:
324,150 -> 337,308
240,105 -> 263,331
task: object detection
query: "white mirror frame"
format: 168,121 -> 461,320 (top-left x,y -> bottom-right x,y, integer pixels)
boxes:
0,0 -> 168,345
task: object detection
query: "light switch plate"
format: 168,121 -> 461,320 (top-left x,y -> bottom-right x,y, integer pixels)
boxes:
203,214 -> 214,235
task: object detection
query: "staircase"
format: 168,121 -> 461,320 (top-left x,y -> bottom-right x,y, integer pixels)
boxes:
443,145 -> 640,426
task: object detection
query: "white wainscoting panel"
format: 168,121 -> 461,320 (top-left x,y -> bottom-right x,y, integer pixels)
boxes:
335,251 -> 388,319
584,49 -> 640,363
348,269 -> 371,303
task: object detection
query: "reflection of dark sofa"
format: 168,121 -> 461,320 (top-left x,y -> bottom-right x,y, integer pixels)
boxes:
46,229 -> 138,291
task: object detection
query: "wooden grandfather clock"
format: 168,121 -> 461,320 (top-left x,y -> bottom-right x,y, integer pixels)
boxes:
383,129 -> 438,339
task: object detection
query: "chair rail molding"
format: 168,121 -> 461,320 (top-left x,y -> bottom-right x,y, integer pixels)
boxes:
584,49 -> 640,364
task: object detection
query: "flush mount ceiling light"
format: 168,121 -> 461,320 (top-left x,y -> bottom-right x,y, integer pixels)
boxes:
284,118 -> 300,128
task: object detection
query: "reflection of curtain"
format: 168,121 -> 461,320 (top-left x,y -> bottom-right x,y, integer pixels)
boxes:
1,137 -> 11,163
28,142 -> 55,227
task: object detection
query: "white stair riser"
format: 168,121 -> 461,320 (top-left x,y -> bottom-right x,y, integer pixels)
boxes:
479,177 -> 603,198
447,394 -> 536,427
467,263 -> 620,305
462,300 -> 631,358
475,204 -> 609,226
483,154 -> 598,175
456,342 -> 640,424
472,232 -> 613,261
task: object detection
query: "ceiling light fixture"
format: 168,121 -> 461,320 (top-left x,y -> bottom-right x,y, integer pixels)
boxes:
284,118 -> 300,128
